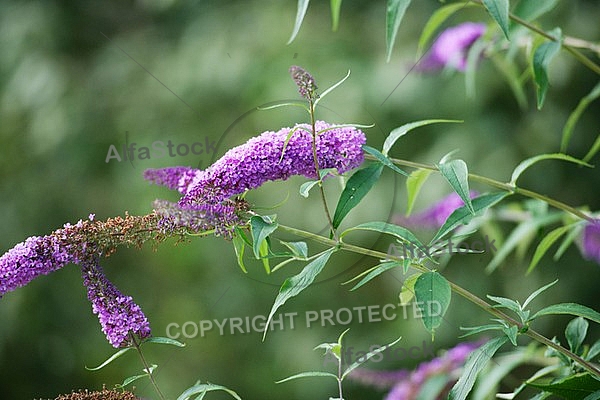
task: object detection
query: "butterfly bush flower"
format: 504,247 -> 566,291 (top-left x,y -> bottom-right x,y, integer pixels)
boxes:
289,65 -> 319,101
181,121 -> 365,205
581,220 -> 600,265
350,341 -> 482,400
145,122 -> 365,235
394,191 -> 478,229
81,258 -> 151,347
0,213 -> 164,296
419,22 -> 487,72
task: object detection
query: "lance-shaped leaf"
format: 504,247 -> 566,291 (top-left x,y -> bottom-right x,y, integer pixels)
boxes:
386,0 -> 412,62
287,0 -> 310,44
531,303 -> 600,325
533,28 -> 562,109
332,163 -> 383,229
449,336 -> 509,400
414,271 -> 452,337
263,248 -> 336,340
510,153 -> 591,186
482,0 -> 510,39
432,192 -> 509,242
438,159 -> 474,214
382,119 -> 461,156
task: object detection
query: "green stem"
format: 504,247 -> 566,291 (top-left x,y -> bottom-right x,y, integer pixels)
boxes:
276,224 -> 600,378
470,0 -> 600,75
309,100 -> 339,241
363,154 -> 594,223
131,335 -> 166,400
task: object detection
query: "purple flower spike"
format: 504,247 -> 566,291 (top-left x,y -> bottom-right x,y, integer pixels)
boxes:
81,258 -> 151,348
582,220 -> 600,265
395,191 -> 478,229
181,121 -> 366,206
144,166 -> 202,195
419,22 -> 487,72
349,341 -> 482,400
0,217 -> 99,297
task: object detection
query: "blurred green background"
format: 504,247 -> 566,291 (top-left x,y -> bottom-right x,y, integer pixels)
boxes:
1,0 -> 599,399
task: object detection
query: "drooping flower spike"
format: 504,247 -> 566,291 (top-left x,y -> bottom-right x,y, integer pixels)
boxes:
81,257 -> 151,348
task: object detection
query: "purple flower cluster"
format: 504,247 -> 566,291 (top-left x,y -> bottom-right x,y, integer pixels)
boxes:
419,22 -> 487,72
395,191 -> 478,229
181,121 -> 365,205
81,258 -> 151,347
350,341 -> 482,400
145,121 -> 365,236
582,220 -> 600,265
289,65 -> 318,101
0,214 -> 159,347
0,219 -> 92,297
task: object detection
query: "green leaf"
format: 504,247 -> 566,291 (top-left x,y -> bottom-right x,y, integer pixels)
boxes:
561,81 -> 600,152
120,371 -> 151,388
583,134 -> 600,163
143,336 -> 186,347
533,28 -> 563,109
400,273 -> 421,305
503,325 -> 519,346
459,324 -> 505,338
177,382 -> 242,400
257,100 -> 309,113
332,163 -> 383,229
522,279 -> 558,310
259,238 -> 271,274
510,153 -> 591,186
532,303 -> 600,325
250,215 -> 278,259
586,340 -> 600,362
362,145 -> 408,176
349,261 -> 402,291
276,371 -> 339,384
414,271 -> 452,337
341,336 -> 402,379
482,0 -> 510,39
566,317 -> 589,355
287,0 -> 310,44
406,168 -> 433,216
417,2 -> 476,57
314,70 -> 351,107
382,119 -> 462,156
330,0 -> 342,31
438,159 -> 474,214
432,192 -> 509,243
449,336 -> 509,400
584,391 -> 600,400
485,212 -> 562,274
280,241 -> 308,258
341,221 -> 428,260
527,225 -> 572,274
232,234 -> 247,273
386,0 -> 413,62
263,248 -> 335,340
513,0 -> 560,22
527,373 -> 600,400
487,295 -> 523,316
85,347 -> 133,371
